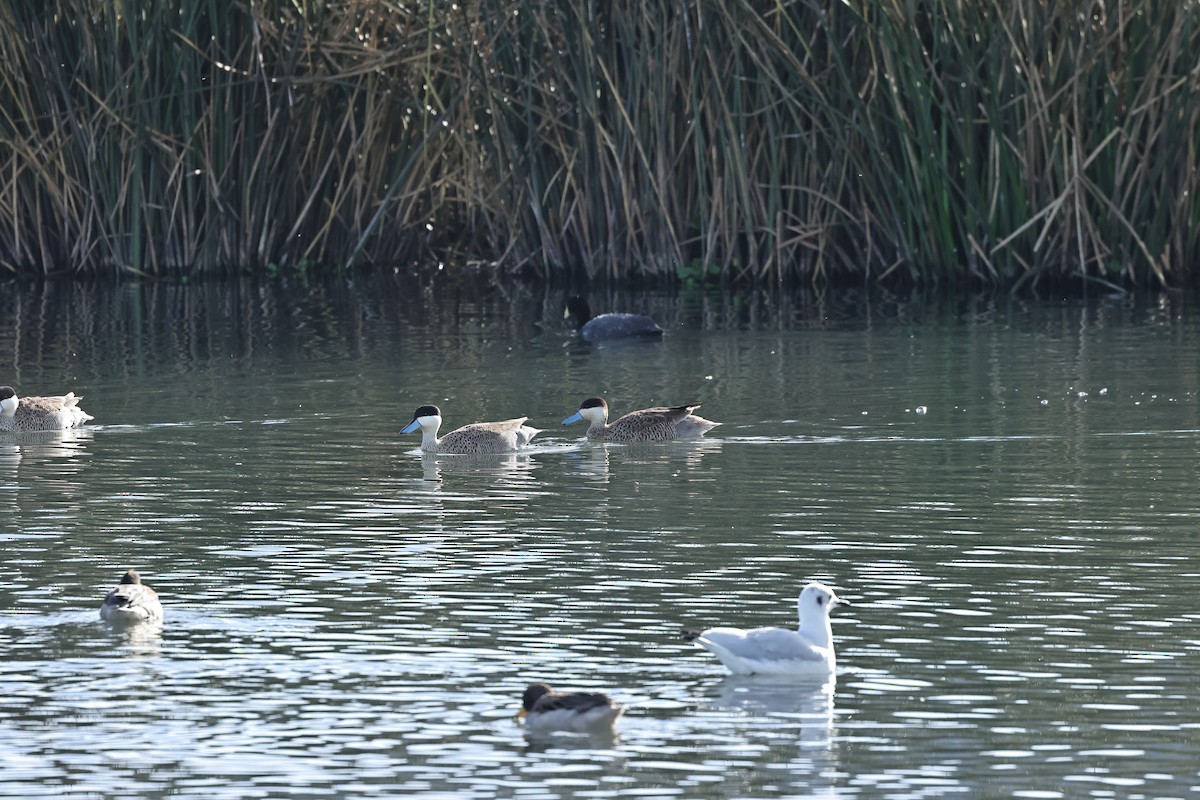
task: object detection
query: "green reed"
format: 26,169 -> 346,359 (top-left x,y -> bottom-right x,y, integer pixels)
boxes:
1,0 -> 1197,285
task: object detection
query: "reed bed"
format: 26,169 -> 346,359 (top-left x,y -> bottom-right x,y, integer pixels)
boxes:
1,0 -> 1197,286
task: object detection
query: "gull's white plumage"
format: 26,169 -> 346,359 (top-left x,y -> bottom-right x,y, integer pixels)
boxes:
690,583 -> 848,676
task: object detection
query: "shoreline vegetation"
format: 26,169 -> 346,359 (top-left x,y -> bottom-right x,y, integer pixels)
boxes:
2,1 -> 1197,288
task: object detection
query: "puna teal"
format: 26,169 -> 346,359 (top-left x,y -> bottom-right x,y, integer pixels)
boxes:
519,683 -> 626,734
402,404 -> 541,454
683,583 -> 849,677
565,296 -> 663,342
562,397 -> 719,442
0,386 -> 93,431
100,569 -> 164,625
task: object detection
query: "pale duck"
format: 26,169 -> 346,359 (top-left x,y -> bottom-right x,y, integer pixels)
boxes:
565,296 -> 663,342
684,583 -> 849,677
519,683 -> 626,734
0,386 -> 93,432
402,405 -> 541,454
562,397 -> 719,442
100,569 -> 164,625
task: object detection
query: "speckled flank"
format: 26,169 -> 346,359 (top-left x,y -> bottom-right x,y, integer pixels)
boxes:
565,397 -> 720,442
402,405 -> 542,454
433,418 -> 542,454
0,386 -> 94,432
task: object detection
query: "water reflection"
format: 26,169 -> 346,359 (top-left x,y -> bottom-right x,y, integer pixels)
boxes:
559,438 -> 723,483
104,619 -> 164,657
707,675 -> 836,747
615,437 -> 724,463
521,724 -> 621,750
561,442 -> 613,484
0,428 -> 94,469
417,451 -> 536,482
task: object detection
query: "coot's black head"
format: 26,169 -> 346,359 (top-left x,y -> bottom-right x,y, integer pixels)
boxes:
564,296 -> 593,327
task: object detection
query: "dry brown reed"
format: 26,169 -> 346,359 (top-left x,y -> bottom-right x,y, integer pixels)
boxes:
0,0 -> 1196,286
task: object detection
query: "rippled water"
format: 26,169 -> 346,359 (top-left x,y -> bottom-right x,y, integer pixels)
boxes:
2,279 -> 1199,798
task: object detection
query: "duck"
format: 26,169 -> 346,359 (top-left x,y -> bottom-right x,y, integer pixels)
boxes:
100,569 -> 164,625
401,405 -> 541,454
683,583 -> 849,676
562,397 -> 719,442
519,683 -> 626,734
0,386 -> 93,432
564,296 -> 663,342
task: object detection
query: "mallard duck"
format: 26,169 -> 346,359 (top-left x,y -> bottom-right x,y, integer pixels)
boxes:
519,683 -> 626,734
0,386 -> 93,432
401,405 -> 541,454
562,397 -> 719,442
100,569 -> 164,625
683,583 -> 849,676
565,296 -> 663,342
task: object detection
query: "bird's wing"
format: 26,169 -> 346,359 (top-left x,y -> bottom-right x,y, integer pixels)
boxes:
634,406 -> 698,423
20,395 -> 73,413
534,691 -> 614,714
471,418 -> 530,433
701,626 -> 825,662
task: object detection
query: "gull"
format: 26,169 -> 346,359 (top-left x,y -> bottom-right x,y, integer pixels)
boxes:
685,583 -> 849,676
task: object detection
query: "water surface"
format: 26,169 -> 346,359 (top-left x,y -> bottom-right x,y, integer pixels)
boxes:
1,279 -> 1199,798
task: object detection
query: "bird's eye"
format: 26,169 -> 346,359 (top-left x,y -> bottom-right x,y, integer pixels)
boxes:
817,596 -> 825,605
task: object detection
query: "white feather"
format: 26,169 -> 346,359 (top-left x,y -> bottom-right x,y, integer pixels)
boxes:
524,704 -> 625,734
691,583 -> 847,676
